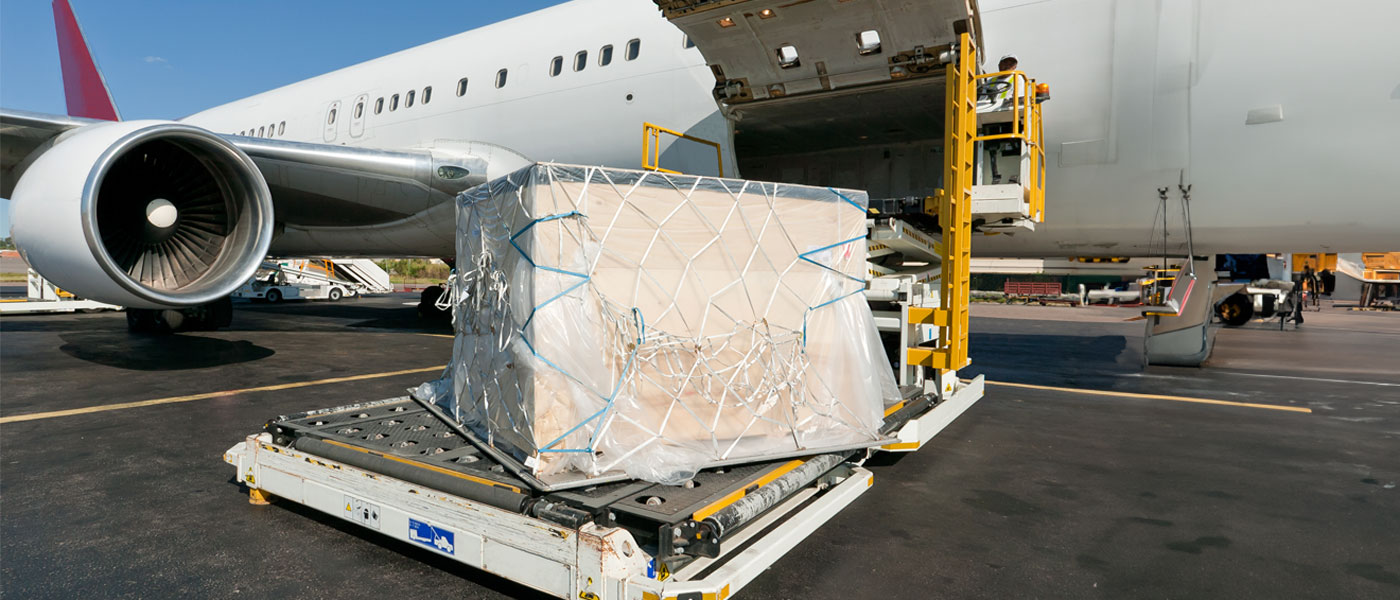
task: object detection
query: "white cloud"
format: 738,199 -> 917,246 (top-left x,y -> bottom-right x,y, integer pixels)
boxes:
143,56 -> 168,64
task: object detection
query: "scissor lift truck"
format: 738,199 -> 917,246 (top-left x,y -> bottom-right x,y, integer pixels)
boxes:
227,31 -> 1045,599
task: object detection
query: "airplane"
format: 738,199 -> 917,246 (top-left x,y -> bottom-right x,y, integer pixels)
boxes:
3,0 -> 1397,330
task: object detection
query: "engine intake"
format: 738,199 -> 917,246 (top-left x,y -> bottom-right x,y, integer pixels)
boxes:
9,121 -> 273,308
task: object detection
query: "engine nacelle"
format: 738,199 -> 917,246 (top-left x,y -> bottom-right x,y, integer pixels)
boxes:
9,120 -> 273,308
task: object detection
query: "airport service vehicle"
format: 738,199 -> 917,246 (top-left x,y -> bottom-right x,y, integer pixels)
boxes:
0,269 -> 121,315
232,259 -> 389,303
234,271 -> 352,303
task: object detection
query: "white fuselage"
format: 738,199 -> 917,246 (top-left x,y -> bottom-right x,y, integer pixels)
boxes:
184,0 -> 729,179
975,0 -> 1400,256
184,0 -> 1399,258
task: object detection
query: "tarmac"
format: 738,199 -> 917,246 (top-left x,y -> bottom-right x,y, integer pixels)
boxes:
1,293 -> 1396,599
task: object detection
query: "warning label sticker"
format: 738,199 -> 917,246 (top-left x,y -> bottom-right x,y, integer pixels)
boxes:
343,495 -> 381,530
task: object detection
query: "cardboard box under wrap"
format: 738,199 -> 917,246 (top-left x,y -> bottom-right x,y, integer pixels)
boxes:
429,164 -> 899,486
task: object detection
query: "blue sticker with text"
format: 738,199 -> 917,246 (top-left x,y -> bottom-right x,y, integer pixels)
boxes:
408,518 -> 455,555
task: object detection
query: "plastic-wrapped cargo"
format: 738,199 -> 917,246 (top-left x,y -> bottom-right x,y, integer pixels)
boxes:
426,163 -> 899,486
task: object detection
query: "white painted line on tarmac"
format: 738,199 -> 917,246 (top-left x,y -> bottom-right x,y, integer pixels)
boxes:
1130,371 -> 1400,388
983,380 -> 1313,413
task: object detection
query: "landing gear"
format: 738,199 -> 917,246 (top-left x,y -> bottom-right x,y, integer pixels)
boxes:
1215,293 -> 1254,327
417,284 -> 450,320
126,296 -> 234,334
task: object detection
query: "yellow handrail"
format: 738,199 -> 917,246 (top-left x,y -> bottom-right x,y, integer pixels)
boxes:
642,122 -> 724,177
972,69 -> 1046,223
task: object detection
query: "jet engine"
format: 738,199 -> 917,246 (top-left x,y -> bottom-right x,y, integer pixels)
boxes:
9,120 -> 273,308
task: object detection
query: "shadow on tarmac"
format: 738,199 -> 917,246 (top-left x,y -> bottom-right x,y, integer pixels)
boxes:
58,332 -> 275,371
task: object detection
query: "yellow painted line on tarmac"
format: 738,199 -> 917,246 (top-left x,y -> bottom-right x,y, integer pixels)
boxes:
419,333 -> 454,338
982,380 -> 1312,413
0,365 -> 446,424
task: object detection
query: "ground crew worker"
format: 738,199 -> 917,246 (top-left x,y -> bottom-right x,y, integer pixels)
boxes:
983,55 -> 1022,182
992,55 -> 1020,105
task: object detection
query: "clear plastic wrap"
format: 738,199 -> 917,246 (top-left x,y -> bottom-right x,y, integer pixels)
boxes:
429,164 -> 899,485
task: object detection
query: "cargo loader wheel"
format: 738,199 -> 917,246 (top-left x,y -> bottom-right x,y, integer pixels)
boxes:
265,288 -> 282,303
328,287 -> 343,302
1216,293 -> 1253,327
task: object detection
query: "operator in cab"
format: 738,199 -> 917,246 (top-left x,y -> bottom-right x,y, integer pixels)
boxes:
980,55 -> 1023,183
992,54 -> 1020,106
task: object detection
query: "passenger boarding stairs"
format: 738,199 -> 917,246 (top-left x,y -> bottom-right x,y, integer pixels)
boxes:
260,258 -> 393,295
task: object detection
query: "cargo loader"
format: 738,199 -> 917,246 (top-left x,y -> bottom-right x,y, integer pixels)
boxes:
227,29 -> 1045,599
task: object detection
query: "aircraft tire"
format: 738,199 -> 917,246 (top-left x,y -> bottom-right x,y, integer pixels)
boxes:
1216,293 -> 1254,327
418,285 -> 449,320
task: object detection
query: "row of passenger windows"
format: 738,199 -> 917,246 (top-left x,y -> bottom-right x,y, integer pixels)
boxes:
240,121 -> 285,138
369,85 -> 433,117
318,37 -> 647,128
550,38 -> 641,77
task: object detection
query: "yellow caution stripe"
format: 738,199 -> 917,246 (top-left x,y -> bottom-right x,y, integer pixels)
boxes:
691,460 -> 804,522
322,439 -> 523,494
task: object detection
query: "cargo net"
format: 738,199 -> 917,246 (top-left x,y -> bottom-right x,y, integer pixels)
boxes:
422,164 -> 898,485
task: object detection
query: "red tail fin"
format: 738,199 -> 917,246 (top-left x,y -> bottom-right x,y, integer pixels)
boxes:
52,0 -> 120,120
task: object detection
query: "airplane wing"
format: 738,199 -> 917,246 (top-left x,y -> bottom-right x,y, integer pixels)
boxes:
2,107 -> 498,227
0,109 -> 97,197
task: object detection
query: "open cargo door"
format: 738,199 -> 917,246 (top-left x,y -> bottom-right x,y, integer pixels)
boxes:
656,0 -> 982,159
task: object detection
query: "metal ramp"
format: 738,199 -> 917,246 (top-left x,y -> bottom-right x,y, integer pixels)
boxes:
327,258 -> 393,294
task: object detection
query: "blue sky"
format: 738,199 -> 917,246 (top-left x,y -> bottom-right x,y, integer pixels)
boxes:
0,0 -> 567,235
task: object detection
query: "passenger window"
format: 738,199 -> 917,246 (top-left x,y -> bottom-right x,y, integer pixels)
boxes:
550,56 -> 563,77
268,123 -> 275,136
390,94 -> 399,111
456,77 -> 469,96
327,109 -> 336,124
354,102 -> 364,119
422,86 -> 432,104
496,68 -> 508,88
375,97 -> 384,114
626,38 -> 641,61
278,121 -> 286,135
258,126 -> 265,137
599,44 -> 613,66
406,89 -> 415,107
574,50 -> 587,72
